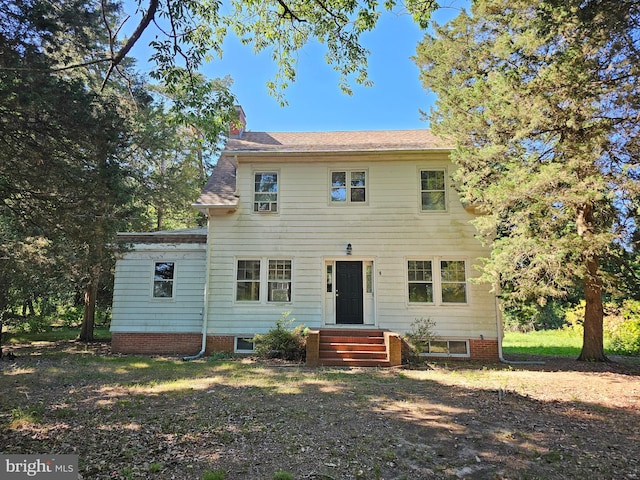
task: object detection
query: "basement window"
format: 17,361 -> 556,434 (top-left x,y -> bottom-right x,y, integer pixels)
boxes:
422,340 -> 469,357
235,337 -> 255,353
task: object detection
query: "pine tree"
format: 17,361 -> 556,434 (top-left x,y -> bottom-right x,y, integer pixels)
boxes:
415,0 -> 640,361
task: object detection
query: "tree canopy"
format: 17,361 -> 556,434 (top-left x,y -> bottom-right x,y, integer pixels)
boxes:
415,0 -> 640,361
71,0 -> 438,102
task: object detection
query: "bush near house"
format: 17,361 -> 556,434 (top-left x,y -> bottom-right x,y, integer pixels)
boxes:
252,313 -> 308,361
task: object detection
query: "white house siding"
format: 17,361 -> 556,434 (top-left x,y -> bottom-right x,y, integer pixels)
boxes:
111,243 -> 206,334
205,152 -> 498,342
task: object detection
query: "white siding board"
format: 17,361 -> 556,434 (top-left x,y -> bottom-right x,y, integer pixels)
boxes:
111,246 -> 206,334
205,153 -> 498,340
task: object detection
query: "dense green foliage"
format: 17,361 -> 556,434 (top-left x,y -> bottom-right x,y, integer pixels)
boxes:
252,313 -> 308,361
109,0 -> 438,103
415,0 -> 640,361
0,0 -> 234,343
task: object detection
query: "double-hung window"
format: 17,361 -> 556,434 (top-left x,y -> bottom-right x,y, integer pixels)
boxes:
440,260 -> 467,303
407,259 -> 467,305
268,260 -> 292,302
254,172 -> 278,212
331,170 -> 367,204
420,169 -> 446,211
236,259 -> 292,303
236,260 -> 261,301
408,260 -> 434,303
153,262 -> 174,298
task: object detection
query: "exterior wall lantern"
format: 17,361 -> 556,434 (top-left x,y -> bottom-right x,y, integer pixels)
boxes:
346,243 -> 352,255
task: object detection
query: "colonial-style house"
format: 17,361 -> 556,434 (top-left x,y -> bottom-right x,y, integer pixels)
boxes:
111,108 -> 501,365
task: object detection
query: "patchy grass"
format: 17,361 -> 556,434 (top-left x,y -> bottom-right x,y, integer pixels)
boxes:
1,341 -> 638,480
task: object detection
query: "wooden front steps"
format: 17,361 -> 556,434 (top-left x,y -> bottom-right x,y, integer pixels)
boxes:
306,329 -> 402,367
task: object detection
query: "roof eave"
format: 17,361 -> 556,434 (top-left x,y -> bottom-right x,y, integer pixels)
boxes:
224,147 -> 453,158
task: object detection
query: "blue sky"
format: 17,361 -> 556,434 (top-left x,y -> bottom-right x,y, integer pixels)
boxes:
127,2 -> 468,132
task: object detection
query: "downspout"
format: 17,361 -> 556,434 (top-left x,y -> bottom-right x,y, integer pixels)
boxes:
183,215 -> 212,361
495,291 -> 545,366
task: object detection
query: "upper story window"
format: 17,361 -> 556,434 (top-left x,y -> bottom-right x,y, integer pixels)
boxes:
153,262 -> 174,298
420,169 -> 446,211
254,172 -> 278,213
331,170 -> 367,204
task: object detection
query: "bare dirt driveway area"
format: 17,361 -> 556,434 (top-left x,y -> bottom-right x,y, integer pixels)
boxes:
1,342 -> 639,480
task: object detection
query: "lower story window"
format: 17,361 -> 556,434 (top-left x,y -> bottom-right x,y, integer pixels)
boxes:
236,258 -> 292,303
236,260 -> 261,301
408,259 -> 467,305
268,260 -> 291,302
153,262 -> 174,298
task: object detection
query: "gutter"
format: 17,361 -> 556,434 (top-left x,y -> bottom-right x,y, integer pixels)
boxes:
495,292 -> 546,366
183,216 -> 213,361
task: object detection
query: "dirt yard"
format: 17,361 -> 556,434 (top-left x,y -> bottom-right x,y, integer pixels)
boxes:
1,341 -> 639,480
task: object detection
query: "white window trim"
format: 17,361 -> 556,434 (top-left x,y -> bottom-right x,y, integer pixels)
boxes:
234,257 -> 293,305
328,169 -> 369,205
406,257 -> 469,306
418,167 -> 448,213
253,170 -> 279,214
235,337 -> 255,353
419,339 -> 470,358
235,258 -> 262,303
151,261 -> 176,301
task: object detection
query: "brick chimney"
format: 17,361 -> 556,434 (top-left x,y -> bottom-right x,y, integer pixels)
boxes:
229,105 -> 246,138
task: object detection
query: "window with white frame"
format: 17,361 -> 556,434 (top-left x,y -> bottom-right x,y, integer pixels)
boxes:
424,340 -> 469,356
440,260 -> 467,303
254,172 -> 278,212
407,259 -> 467,305
235,337 -> 255,353
236,259 -> 292,303
153,262 -> 174,298
236,260 -> 261,301
330,170 -> 367,203
420,169 -> 446,211
408,260 -> 434,303
268,260 -> 292,302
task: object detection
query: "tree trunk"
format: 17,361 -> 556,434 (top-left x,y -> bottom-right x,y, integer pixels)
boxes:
577,255 -> 607,361
78,265 -> 100,342
0,314 -> 4,358
576,203 -> 607,362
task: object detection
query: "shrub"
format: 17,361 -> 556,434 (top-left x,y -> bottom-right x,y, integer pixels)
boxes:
605,300 -> 640,355
252,312 -> 307,361
13,315 -> 50,334
503,301 -> 568,332
564,300 -> 640,355
403,317 -> 436,364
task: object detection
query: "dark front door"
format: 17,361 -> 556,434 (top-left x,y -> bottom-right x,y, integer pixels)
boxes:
336,261 -> 363,324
